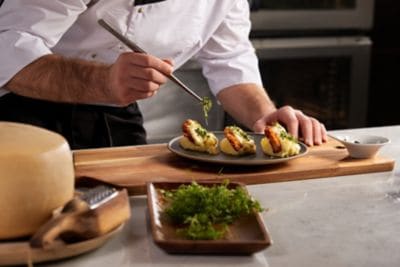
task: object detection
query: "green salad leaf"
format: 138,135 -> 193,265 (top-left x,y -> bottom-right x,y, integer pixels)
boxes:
161,180 -> 263,240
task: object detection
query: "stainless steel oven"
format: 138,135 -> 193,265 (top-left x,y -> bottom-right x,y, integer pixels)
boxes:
245,0 -> 374,130
253,36 -> 371,130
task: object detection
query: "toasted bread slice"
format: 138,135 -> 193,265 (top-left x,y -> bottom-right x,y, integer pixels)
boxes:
220,126 -> 256,156
261,122 -> 301,157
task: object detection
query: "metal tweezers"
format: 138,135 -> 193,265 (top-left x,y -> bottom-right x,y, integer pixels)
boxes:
98,19 -> 203,102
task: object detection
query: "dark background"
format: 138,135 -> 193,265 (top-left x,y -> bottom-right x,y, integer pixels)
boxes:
368,0 -> 400,127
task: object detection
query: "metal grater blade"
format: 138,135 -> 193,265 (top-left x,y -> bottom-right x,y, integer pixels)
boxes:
79,185 -> 118,209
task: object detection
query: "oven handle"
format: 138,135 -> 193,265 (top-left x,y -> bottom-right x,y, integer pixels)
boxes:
252,36 -> 371,59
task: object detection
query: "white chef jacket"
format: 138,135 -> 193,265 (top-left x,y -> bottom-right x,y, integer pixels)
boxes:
0,0 -> 262,100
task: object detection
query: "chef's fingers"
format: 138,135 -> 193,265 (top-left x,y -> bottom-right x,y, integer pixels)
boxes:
277,106 -> 327,146
310,118 -> 322,145
128,77 -> 161,93
296,110 -> 329,146
253,106 -> 327,146
297,113 -> 327,146
294,110 -> 314,146
126,87 -> 158,100
320,122 -> 328,142
163,58 -> 174,66
276,106 -> 299,139
125,52 -> 173,76
126,64 -> 169,85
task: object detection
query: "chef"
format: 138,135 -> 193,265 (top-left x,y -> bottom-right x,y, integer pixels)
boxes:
0,0 -> 327,149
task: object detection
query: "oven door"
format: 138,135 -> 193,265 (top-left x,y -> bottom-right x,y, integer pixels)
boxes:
250,0 -> 374,32
253,36 -> 371,129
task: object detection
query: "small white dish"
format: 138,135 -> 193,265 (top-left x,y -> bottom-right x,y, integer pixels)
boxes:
329,134 -> 390,159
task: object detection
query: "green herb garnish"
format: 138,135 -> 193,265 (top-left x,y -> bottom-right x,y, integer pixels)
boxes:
201,96 -> 212,125
195,127 -> 207,138
273,122 -> 298,143
279,130 -> 297,143
230,125 -> 252,141
162,180 -> 263,240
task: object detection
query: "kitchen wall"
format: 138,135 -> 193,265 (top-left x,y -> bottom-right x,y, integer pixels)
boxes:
367,0 -> 400,127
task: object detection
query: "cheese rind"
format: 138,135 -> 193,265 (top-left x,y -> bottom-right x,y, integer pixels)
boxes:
0,122 -> 74,239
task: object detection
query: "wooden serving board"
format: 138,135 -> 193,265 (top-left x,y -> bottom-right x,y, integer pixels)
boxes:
0,224 -> 123,266
73,138 -> 395,195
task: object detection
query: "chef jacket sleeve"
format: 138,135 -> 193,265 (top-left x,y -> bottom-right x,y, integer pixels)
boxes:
194,0 -> 263,96
0,0 -> 89,87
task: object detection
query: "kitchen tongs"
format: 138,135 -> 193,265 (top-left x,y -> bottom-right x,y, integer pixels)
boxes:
98,18 -> 203,102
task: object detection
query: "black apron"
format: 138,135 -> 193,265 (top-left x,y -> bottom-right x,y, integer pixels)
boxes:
0,93 -> 147,149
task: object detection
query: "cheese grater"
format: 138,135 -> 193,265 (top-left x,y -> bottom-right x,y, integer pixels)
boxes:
30,179 -> 131,248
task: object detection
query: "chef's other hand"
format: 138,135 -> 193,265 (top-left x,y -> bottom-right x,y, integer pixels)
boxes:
108,52 -> 173,106
253,105 -> 327,146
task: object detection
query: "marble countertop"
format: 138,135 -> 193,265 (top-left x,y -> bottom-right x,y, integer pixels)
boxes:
40,125 -> 400,267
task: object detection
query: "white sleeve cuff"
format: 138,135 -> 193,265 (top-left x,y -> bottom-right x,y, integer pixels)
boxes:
200,48 -> 263,96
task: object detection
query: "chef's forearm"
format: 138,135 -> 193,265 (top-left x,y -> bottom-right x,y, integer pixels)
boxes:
5,54 -> 111,104
217,83 -> 277,130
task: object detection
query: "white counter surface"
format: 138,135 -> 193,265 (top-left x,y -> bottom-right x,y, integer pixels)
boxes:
40,126 -> 400,267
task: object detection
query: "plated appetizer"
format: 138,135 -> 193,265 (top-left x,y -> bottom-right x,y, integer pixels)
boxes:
179,119 -> 219,155
220,126 -> 256,156
261,122 -> 301,157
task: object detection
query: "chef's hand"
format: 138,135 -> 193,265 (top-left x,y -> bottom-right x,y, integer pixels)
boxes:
253,105 -> 328,146
107,52 -> 173,106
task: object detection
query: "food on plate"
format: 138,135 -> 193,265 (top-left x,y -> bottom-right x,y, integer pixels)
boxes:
0,122 -> 74,239
220,126 -> 256,156
179,119 -> 219,155
261,122 -> 301,157
160,181 -> 263,240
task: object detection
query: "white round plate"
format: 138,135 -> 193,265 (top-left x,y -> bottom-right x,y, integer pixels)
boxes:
167,132 -> 308,166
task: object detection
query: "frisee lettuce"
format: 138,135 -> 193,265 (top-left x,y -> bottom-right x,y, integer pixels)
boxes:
161,180 -> 263,240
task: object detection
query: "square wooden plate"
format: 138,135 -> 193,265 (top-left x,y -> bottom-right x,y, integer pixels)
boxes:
146,181 -> 272,254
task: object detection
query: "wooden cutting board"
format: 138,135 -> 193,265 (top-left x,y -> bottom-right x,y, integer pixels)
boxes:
0,224 -> 123,266
73,138 -> 395,195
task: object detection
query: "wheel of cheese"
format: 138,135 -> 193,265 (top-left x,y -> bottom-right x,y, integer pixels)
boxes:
0,122 -> 74,240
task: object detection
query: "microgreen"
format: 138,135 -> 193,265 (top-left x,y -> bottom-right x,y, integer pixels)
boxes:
162,181 -> 263,240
